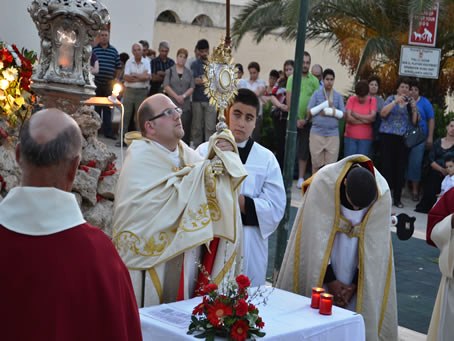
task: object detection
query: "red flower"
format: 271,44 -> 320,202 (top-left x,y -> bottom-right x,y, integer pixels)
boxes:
0,48 -> 13,65
248,303 -> 256,312
205,283 -> 218,293
86,160 -> 97,168
230,319 -> 249,341
235,274 -> 251,290
192,301 -> 205,315
206,301 -> 233,327
235,299 -> 248,317
79,165 -> 90,173
256,317 -> 265,329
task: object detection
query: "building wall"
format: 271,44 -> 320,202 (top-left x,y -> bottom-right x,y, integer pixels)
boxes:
155,0 -> 246,28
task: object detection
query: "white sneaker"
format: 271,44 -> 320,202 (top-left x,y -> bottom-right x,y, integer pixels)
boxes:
296,177 -> 304,189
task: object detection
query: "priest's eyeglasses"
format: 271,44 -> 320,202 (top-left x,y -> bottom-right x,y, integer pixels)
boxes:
149,107 -> 183,121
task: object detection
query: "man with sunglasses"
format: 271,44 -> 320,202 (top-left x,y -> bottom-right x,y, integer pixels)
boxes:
112,94 -> 246,307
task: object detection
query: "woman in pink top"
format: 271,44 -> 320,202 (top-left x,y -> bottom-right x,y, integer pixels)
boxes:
344,80 -> 377,157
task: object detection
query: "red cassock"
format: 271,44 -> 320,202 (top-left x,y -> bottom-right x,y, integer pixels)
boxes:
427,188 -> 454,247
0,223 -> 142,341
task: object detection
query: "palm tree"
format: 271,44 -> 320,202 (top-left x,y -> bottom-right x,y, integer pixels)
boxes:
232,0 -> 454,105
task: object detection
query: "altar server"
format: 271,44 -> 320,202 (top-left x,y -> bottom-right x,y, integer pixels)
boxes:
277,155 -> 398,341
0,109 -> 142,341
426,188 -> 454,341
198,88 -> 286,286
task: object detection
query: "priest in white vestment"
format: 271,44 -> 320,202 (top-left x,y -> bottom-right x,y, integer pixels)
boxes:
113,94 -> 247,307
426,188 -> 454,341
277,155 -> 398,341
198,88 -> 286,286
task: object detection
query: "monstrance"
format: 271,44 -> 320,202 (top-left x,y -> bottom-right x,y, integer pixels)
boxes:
203,0 -> 238,133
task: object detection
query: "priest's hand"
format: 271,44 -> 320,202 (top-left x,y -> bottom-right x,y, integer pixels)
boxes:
238,195 -> 248,214
341,283 -> 357,305
327,280 -> 348,308
216,139 -> 234,152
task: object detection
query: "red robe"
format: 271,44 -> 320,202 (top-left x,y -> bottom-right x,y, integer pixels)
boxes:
0,223 -> 142,341
427,188 -> 454,247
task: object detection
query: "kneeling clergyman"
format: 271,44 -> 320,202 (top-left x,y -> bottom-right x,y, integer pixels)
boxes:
112,94 -> 247,307
277,155 -> 398,341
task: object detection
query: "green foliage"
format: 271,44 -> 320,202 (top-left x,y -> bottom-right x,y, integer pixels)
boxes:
433,104 -> 454,139
260,101 -> 276,152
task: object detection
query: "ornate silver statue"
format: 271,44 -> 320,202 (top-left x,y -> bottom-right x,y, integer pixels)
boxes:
28,0 -> 110,114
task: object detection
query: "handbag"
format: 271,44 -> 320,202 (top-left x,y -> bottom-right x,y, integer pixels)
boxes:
404,102 -> 425,148
404,125 -> 425,148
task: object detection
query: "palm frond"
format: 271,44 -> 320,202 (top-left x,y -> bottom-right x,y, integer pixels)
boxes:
232,0 -> 286,47
354,37 -> 397,81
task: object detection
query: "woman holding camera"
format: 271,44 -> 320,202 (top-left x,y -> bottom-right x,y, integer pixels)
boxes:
379,77 -> 418,208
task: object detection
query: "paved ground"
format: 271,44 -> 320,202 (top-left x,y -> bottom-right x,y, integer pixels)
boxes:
102,137 -> 436,339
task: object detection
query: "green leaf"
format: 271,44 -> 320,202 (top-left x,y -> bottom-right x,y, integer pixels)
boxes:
256,331 -> 266,337
194,331 -> 207,339
249,328 -> 267,337
206,332 -> 215,341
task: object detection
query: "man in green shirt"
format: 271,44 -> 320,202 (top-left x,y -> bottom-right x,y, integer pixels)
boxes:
286,51 -> 320,188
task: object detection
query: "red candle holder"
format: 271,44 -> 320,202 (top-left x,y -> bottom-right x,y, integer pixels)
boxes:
319,293 -> 333,315
310,287 -> 325,309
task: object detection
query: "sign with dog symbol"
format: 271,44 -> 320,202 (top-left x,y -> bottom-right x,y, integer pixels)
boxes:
408,3 -> 439,47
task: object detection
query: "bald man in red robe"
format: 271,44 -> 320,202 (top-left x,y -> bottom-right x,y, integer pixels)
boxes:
0,109 -> 142,341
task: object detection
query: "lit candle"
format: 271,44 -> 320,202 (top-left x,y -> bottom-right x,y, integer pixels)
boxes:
310,287 -> 325,309
319,293 -> 333,315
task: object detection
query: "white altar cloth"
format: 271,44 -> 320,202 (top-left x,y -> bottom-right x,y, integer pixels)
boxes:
140,287 -> 365,340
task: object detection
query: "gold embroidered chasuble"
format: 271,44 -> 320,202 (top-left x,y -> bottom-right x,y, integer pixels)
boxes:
113,130 -> 246,305
276,155 -> 398,341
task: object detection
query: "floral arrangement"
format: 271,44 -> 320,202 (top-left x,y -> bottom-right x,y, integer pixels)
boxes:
0,42 -> 37,129
188,274 -> 266,341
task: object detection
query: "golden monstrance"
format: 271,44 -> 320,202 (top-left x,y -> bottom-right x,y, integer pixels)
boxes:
203,0 -> 238,132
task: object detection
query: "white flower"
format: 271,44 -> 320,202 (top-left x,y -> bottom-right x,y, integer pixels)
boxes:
2,67 -> 18,82
0,79 -> 9,90
0,61 -> 3,69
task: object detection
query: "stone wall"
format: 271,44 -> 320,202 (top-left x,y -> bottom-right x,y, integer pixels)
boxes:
0,107 -> 118,236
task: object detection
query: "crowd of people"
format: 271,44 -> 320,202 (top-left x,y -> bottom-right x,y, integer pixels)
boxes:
2,30 -> 454,340
90,30 -> 453,213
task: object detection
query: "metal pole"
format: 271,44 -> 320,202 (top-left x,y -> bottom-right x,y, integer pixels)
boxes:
273,0 -> 310,282
225,0 -> 231,46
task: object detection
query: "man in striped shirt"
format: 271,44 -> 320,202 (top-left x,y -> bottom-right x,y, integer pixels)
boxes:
149,41 -> 174,95
92,30 -> 122,139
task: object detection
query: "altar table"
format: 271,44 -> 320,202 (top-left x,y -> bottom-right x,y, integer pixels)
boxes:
140,287 -> 365,340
